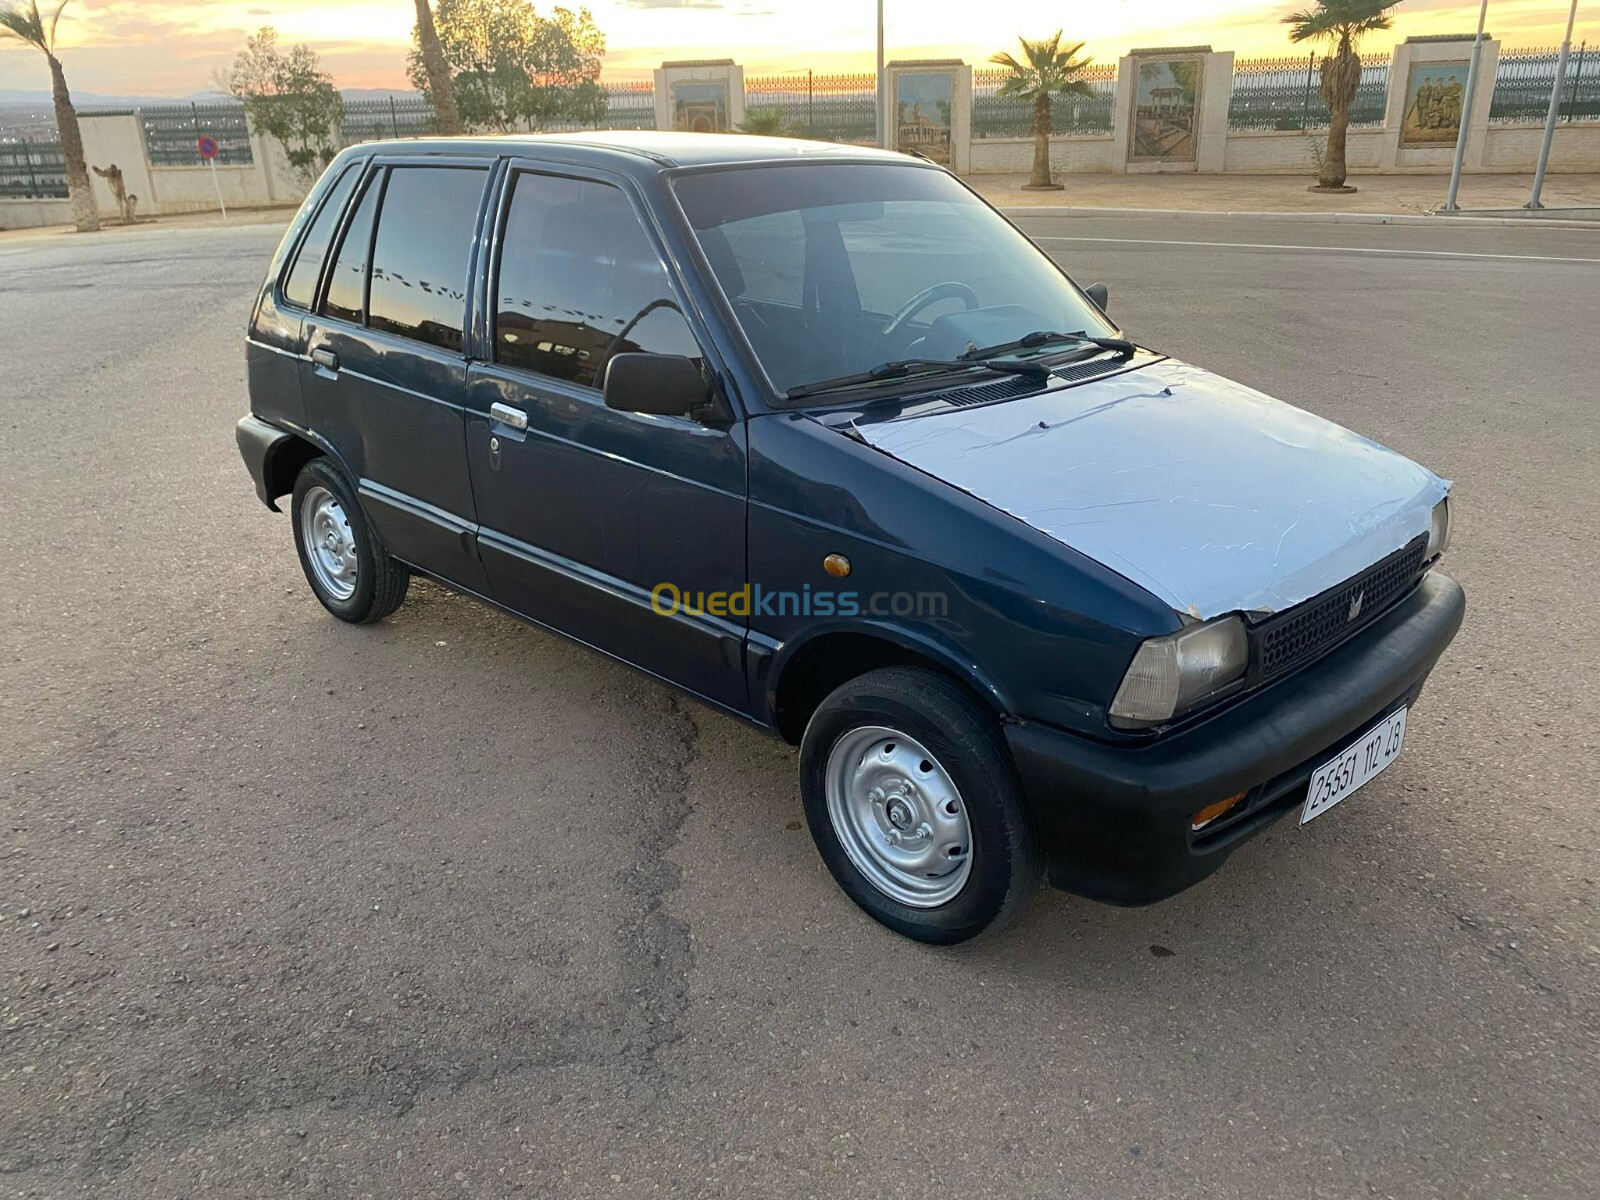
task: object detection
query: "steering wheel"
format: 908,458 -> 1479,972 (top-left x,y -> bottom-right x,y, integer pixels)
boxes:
881,281 -> 980,339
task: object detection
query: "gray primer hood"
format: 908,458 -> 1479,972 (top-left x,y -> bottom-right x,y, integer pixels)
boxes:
856,359 -> 1449,619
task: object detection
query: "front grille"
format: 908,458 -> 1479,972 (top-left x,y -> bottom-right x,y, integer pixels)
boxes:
1256,538 -> 1428,680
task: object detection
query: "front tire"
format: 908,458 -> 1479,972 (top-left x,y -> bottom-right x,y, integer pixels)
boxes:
290,458 -> 409,624
799,667 -> 1039,944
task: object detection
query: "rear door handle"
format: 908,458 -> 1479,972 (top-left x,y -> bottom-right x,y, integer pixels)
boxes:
489,402 -> 528,431
310,347 -> 339,372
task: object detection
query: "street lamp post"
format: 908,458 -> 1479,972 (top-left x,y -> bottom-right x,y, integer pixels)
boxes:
876,0 -> 886,148
1526,0 -> 1581,210
1440,0 -> 1490,212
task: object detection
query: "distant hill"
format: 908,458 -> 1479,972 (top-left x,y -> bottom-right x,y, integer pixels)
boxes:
0,89 -> 203,108
0,87 -> 423,108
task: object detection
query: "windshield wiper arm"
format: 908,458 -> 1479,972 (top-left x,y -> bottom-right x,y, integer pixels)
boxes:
962,330 -> 1138,361
785,356 -> 1049,400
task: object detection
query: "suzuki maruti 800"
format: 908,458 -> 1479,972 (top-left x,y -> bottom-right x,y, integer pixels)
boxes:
238,133 -> 1464,943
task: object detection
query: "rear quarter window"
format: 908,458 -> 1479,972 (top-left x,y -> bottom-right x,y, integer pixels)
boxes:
281,164 -> 360,309
322,171 -> 382,325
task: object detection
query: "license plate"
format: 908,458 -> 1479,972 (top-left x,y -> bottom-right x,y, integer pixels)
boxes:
1301,706 -> 1407,825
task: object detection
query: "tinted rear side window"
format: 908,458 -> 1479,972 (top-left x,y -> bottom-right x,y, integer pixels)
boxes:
368,166 -> 487,353
282,164 -> 358,309
322,171 -> 381,325
494,173 -> 698,387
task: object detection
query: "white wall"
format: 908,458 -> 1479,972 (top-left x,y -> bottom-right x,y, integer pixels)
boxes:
969,136 -> 1115,174
967,35 -> 1600,179
1220,128 -> 1385,174
0,198 -> 73,229
970,122 -> 1599,176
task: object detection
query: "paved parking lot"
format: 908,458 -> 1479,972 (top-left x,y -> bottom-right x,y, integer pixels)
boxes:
2,212 -> 1597,1198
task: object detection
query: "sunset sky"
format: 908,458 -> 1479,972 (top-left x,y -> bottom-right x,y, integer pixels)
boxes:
1,0 -> 1594,96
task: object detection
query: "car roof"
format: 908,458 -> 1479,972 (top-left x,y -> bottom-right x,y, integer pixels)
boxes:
351,130 -> 920,171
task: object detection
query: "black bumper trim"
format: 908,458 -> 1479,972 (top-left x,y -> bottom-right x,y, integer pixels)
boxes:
235,414 -> 298,512
1005,571 -> 1465,906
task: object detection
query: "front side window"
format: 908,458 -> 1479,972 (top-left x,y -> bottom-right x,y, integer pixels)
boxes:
494,172 -> 700,389
367,166 -> 487,353
282,163 -> 358,309
673,163 -> 1116,397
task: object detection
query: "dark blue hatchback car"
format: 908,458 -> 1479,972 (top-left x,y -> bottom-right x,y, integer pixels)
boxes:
238,132 -> 1464,943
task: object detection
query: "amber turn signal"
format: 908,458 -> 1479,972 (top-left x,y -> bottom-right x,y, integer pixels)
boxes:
1190,791 -> 1248,832
823,554 -> 852,578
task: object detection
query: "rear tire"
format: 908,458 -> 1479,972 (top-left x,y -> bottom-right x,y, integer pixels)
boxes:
799,667 -> 1039,944
290,458 -> 409,624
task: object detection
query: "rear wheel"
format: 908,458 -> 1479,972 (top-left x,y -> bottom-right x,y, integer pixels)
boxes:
799,667 -> 1039,944
290,458 -> 409,623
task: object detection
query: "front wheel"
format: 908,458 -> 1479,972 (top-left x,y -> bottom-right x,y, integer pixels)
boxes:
290,458 -> 409,624
799,667 -> 1039,944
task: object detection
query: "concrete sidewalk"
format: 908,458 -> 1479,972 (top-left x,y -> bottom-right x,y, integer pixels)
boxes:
967,171 -> 1600,216
0,204 -> 296,245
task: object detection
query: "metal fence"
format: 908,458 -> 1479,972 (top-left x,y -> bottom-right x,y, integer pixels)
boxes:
0,138 -> 67,199
339,82 -> 657,144
140,102 -> 254,165
8,50 -> 1591,188
744,73 -> 877,142
591,80 -> 655,131
1228,54 -> 1390,131
340,96 -> 437,145
971,65 -> 1117,139
1489,45 -> 1598,123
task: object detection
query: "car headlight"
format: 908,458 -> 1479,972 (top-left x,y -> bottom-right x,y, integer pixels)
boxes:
1427,496 -> 1451,560
1110,615 -> 1249,727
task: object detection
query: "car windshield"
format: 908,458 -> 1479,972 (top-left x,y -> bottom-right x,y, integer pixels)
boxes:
672,162 -> 1116,398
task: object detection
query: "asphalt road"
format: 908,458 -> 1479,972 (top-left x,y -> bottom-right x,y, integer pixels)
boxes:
3,212 -> 1597,1198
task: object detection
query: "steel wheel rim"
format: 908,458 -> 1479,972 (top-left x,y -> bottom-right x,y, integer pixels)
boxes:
824,725 -> 973,908
300,485 -> 358,601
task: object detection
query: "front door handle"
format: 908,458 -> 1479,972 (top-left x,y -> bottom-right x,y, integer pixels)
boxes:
310,347 -> 339,372
489,402 -> 528,431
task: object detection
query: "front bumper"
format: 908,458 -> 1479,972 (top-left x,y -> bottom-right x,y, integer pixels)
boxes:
1005,571 -> 1466,905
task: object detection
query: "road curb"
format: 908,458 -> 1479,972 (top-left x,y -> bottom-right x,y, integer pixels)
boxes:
998,206 -> 1600,231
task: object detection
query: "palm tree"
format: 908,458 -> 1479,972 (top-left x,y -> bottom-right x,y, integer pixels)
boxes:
989,32 -> 1093,190
738,107 -> 789,136
0,1 -> 98,231
412,0 -> 462,135
1284,0 -> 1399,191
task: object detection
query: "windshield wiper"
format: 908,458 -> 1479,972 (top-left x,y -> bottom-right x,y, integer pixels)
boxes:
962,330 -> 1138,362
785,356 -> 1050,401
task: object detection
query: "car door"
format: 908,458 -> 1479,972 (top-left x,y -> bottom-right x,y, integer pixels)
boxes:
299,156 -> 495,593
249,159 -> 364,434
464,163 -> 749,714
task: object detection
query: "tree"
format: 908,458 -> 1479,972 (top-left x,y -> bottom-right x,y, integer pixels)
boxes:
738,106 -> 789,136
224,28 -> 344,183
0,1 -> 98,231
989,32 -> 1094,190
406,0 -> 606,132
1284,0 -> 1399,190
413,0 -> 462,135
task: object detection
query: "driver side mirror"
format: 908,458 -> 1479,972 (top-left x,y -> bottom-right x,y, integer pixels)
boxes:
1085,282 -> 1110,314
603,352 -> 715,420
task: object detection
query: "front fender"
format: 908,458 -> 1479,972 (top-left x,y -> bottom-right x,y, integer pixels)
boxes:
753,617 -> 1014,730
